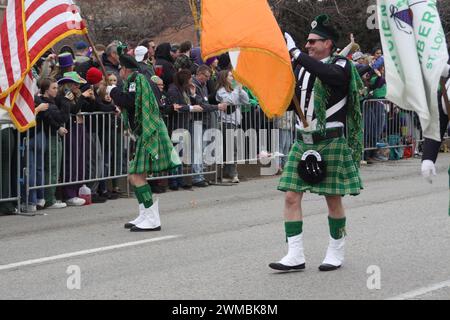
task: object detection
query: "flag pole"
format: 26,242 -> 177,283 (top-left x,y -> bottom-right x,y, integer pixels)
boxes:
292,94 -> 309,129
71,0 -> 108,78
83,28 -> 108,78
440,77 -> 450,121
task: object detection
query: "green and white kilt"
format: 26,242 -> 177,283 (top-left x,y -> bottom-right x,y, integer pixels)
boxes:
278,133 -> 362,196
128,119 -> 181,175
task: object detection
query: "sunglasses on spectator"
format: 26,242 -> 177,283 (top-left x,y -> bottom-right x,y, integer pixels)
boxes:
306,38 -> 327,45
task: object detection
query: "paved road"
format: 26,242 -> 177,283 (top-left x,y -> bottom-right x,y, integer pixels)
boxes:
0,155 -> 449,300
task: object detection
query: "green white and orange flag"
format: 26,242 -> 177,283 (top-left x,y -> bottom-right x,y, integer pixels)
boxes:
200,0 -> 295,118
377,0 -> 449,141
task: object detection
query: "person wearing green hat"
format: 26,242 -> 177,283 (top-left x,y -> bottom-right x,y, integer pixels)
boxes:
56,71 -> 93,207
269,14 -> 364,272
107,50 -> 181,232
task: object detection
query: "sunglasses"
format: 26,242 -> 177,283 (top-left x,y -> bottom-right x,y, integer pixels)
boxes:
306,38 -> 327,45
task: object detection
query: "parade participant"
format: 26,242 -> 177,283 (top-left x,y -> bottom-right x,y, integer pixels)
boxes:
269,15 -> 364,272
421,65 -> 450,215
107,47 -> 181,232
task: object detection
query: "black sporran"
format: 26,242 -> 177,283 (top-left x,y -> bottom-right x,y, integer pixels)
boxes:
297,150 -> 326,185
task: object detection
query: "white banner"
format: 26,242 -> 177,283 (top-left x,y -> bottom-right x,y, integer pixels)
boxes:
377,0 -> 449,141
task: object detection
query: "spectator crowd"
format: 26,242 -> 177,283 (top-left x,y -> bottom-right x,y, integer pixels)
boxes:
0,34 -> 423,215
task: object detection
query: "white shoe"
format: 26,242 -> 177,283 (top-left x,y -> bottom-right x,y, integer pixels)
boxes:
124,204 -> 145,229
319,236 -> 345,271
269,233 -> 306,271
131,200 -> 161,232
231,176 -> 240,183
24,204 -> 37,213
36,199 -> 46,208
66,197 -> 86,206
47,201 -> 67,209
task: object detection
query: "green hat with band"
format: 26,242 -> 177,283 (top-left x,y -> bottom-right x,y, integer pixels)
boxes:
57,71 -> 87,85
310,14 -> 339,44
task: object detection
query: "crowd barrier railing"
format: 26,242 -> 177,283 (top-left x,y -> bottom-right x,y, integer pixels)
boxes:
0,120 -> 21,214
362,99 -> 422,159
1,98 -> 431,214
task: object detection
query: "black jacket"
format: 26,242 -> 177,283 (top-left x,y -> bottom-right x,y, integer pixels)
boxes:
155,43 -> 176,93
166,83 -> 194,134
33,95 -> 70,136
289,54 -> 351,128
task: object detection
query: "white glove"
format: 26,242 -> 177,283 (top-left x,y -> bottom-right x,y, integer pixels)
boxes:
106,85 -> 116,96
284,32 -> 297,52
421,160 -> 436,184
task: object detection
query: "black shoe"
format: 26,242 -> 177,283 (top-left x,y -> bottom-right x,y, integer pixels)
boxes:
268,262 -> 305,271
100,191 -> 119,200
182,184 -> 192,190
130,225 -> 162,232
318,264 -> 341,272
192,181 -> 208,188
124,222 -> 135,229
151,185 -> 167,194
92,194 -> 107,203
169,185 -> 179,191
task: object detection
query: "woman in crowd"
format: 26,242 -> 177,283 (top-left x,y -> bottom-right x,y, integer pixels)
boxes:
215,70 -> 250,183
56,72 -> 91,206
37,78 -> 70,210
23,95 -> 50,212
166,69 -> 203,190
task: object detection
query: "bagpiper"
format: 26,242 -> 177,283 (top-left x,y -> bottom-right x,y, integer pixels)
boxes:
270,15 -> 364,272
107,47 -> 181,232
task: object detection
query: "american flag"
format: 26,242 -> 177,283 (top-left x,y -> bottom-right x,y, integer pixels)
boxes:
0,0 -> 87,132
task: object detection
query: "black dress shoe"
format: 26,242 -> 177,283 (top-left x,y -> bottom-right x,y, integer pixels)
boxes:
124,222 -> 136,229
130,225 -> 162,232
100,191 -> 119,200
193,181 -> 208,188
182,184 -> 192,190
318,264 -> 341,272
268,262 -> 305,271
169,185 -> 179,191
92,194 -> 107,203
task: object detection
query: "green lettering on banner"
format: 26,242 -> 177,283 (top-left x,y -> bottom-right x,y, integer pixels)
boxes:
381,5 -> 387,17
431,30 -> 444,51
427,55 -> 436,70
418,25 -> 431,38
422,11 -> 436,24
396,0 -> 407,8
388,40 -> 395,51
427,0 -> 437,10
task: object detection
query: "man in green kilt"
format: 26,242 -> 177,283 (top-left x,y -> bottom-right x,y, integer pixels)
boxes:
107,52 -> 181,232
269,15 -> 364,272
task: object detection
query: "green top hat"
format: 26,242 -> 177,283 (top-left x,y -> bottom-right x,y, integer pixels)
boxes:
310,15 -> 339,44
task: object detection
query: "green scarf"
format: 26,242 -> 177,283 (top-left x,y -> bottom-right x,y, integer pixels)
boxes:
314,56 -> 364,166
122,72 -> 161,159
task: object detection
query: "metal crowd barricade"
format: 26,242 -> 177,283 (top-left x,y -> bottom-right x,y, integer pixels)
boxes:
217,105 -> 295,179
21,110 -> 221,211
13,98 -> 428,214
362,99 -> 421,159
155,108 -> 219,184
21,112 -> 130,212
0,120 -> 21,214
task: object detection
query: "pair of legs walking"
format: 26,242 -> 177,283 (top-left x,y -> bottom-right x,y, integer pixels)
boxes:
125,174 -> 161,232
270,191 -> 346,272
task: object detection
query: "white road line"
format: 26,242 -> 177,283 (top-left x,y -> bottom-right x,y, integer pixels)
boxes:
387,280 -> 450,300
0,235 -> 181,272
